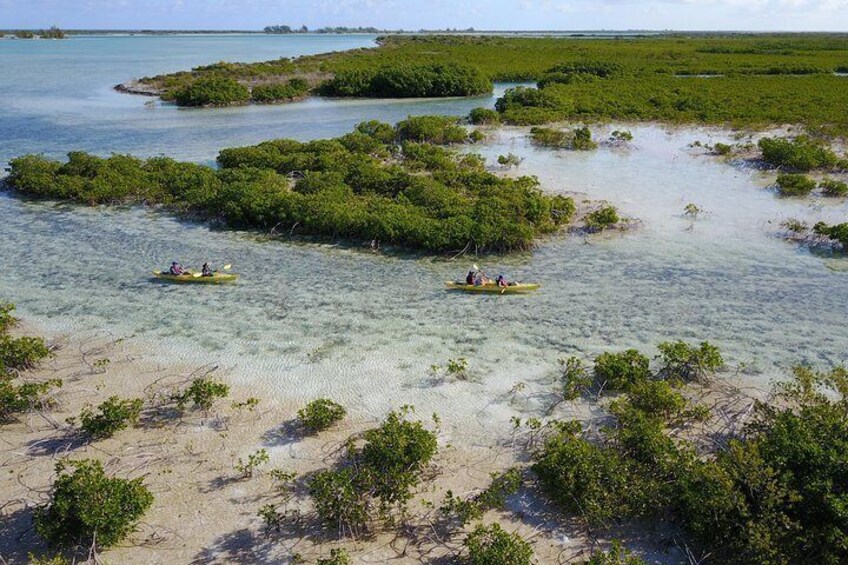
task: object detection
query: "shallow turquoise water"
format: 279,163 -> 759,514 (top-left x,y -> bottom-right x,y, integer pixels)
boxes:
1,36 -> 847,434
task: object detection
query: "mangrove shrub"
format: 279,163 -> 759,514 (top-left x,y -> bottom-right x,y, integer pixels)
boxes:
34,459 -> 153,550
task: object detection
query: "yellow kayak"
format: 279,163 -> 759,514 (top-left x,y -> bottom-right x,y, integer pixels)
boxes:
445,281 -> 540,294
151,271 -> 238,284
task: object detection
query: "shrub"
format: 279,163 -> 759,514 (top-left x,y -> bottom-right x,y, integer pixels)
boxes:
317,549 -> 352,565
571,126 -> 598,150
80,396 -> 143,440
308,467 -> 369,534
529,126 -> 570,148
758,136 -> 838,171
656,340 -> 723,383
235,448 -> 270,478
464,523 -> 533,565
0,303 -> 16,334
775,173 -> 816,196
297,398 -> 346,432
250,78 -> 310,102
355,120 -> 396,144
609,130 -> 633,144
533,427 -> 635,526
360,409 -> 438,505
584,206 -> 620,232
819,178 -> 848,197
395,115 -> 468,144
0,335 -> 51,374
174,76 -> 250,107
322,62 -> 492,98
441,468 -> 522,525
560,356 -> 591,400
497,153 -> 523,168
613,380 -> 686,420
712,142 -> 733,155
172,376 -> 229,411
593,349 -> 651,392
0,377 -> 62,421
468,107 -> 500,125
34,459 -> 153,549
813,221 -> 848,248
683,203 -> 702,218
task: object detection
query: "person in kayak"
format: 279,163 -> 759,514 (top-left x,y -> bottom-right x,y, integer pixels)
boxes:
202,263 -> 213,277
169,261 -> 185,275
466,270 -> 476,285
474,272 -> 491,286
496,274 -> 508,288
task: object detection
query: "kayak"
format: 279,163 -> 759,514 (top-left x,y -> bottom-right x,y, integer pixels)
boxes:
445,281 -> 540,294
151,271 -> 238,284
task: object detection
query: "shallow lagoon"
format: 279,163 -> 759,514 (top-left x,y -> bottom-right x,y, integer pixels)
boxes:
2,35 -> 847,440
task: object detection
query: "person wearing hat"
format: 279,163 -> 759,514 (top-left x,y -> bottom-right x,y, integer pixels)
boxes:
169,261 -> 185,275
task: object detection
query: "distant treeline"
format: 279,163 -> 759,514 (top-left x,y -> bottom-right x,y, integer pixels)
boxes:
263,25 -> 476,34
1,26 -> 65,39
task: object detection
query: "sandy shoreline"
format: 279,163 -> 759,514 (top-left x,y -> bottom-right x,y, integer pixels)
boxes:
1,320 -> 772,564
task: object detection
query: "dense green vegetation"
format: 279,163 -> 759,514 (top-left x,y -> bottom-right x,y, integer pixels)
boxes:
173,76 -> 250,107
172,376 -> 230,411
320,62 -> 491,98
758,136 -> 844,171
820,178 -> 848,196
529,126 -> 597,150
584,205 -> 621,232
134,35 -> 848,133
0,303 -> 57,421
775,173 -> 817,196
5,121 -> 575,253
307,409 -> 437,534
80,396 -> 143,439
250,78 -> 309,102
464,523 -> 533,565
534,341 -> 847,564
297,398 -> 346,432
813,221 -> 848,248
34,459 -> 153,550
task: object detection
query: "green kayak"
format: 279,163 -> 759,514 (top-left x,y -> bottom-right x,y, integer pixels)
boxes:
445,281 -> 540,294
152,271 -> 238,284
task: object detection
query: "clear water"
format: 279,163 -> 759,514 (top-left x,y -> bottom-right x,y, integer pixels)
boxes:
2,36 -> 847,436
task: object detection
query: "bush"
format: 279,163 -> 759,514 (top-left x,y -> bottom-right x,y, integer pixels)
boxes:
609,130 -> 633,145
80,396 -> 143,440
360,409 -> 438,505
464,523 -> 533,565
775,173 -> 816,196
656,340 -> 723,383
307,409 -> 438,533
174,76 -> 250,107
571,126 -> 598,150
172,376 -> 230,411
395,115 -> 469,144
440,468 -> 522,525
584,206 -> 620,232
34,459 -> 153,549
0,377 -> 62,421
468,107 -> 501,125
533,427 -> 637,526
713,142 -> 732,155
316,549 -> 352,565
593,349 -> 651,392
813,221 -> 848,248
819,178 -> 848,197
250,78 -> 310,102
321,62 -> 492,98
235,449 -> 269,478
297,398 -> 346,432
758,136 -> 838,171
0,335 -> 51,374
529,126 -> 570,148
308,467 -> 369,534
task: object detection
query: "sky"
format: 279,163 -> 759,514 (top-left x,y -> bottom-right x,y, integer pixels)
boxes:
2,0 -> 848,31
